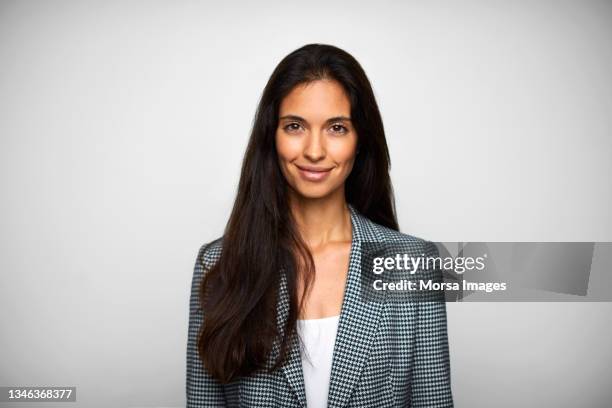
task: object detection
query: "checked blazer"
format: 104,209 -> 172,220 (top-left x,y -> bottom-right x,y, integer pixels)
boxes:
187,204 -> 453,407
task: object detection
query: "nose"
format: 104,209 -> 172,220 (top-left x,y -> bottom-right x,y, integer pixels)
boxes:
303,131 -> 326,162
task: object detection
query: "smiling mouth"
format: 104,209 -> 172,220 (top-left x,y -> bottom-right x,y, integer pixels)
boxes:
294,164 -> 334,182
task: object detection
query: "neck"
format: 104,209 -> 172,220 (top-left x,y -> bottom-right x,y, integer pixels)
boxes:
288,188 -> 352,250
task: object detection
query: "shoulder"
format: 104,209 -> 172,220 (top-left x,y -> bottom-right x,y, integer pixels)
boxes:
362,216 -> 439,257
190,237 -> 224,292
363,217 -> 446,303
195,237 -> 224,269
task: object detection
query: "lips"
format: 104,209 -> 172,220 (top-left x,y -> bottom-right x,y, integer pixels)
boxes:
295,164 -> 333,182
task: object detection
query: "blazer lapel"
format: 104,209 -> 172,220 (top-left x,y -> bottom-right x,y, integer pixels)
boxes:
326,205 -> 388,408
276,269 -> 307,407
272,204 -> 387,408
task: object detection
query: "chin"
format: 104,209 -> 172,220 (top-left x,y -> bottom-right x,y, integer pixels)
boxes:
290,181 -> 341,200
294,190 -> 333,199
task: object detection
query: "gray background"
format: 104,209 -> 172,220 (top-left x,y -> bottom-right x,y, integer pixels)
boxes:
1,0 -> 611,407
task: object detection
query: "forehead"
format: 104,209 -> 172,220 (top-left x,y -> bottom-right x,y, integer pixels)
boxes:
279,79 -> 351,118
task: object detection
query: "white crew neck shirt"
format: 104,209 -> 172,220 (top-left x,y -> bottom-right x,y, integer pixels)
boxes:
296,315 -> 341,408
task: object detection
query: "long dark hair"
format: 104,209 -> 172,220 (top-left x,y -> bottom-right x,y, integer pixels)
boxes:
197,43 -> 398,384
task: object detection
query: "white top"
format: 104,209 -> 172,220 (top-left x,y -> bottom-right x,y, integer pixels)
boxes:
296,315 -> 341,408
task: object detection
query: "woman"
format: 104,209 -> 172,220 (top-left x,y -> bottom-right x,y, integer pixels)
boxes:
187,44 -> 453,407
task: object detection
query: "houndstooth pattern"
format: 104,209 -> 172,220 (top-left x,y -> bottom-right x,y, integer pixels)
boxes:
187,204 -> 453,407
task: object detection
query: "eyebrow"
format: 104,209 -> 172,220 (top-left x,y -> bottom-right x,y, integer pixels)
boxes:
278,114 -> 352,124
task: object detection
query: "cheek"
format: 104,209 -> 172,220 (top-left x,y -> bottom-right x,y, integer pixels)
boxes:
328,138 -> 358,167
275,133 -> 300,162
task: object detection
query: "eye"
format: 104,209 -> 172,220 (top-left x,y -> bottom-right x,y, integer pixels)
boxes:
283,122 -> 303,133
330,123 -> 349,134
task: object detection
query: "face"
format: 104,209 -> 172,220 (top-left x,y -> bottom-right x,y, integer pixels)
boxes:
275,79 -> 358,200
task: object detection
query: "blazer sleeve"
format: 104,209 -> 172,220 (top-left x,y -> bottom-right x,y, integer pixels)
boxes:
410,241 -> 454,407
186,242 -> 227,407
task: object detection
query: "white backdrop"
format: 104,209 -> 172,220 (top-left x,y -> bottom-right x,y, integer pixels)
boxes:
1,1 -> 611,407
